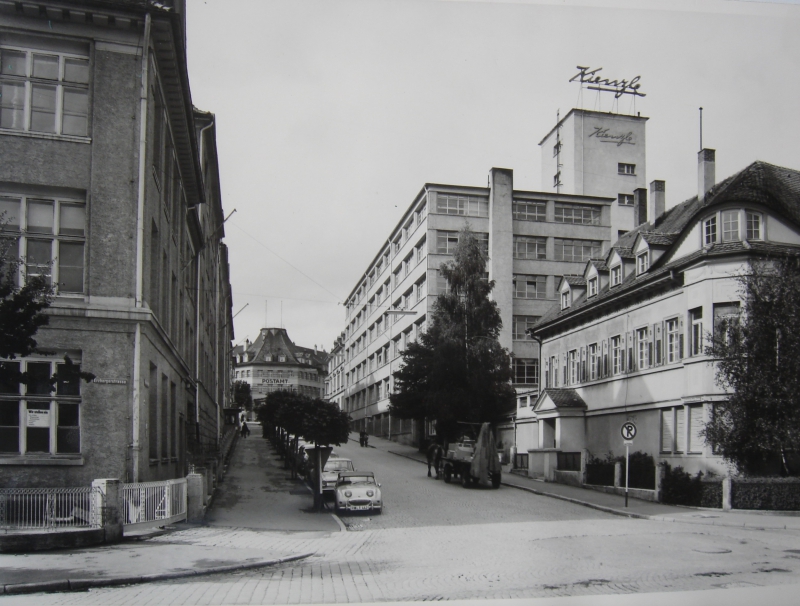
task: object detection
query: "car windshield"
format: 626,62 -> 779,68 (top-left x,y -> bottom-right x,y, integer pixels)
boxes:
338,475 -> 375,485
324,460 -> 354,472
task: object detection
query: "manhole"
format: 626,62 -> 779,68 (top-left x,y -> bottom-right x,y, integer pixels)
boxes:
693,548 -> 732,554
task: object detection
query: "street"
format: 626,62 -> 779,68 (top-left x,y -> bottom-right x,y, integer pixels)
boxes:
4,434 -> 800,604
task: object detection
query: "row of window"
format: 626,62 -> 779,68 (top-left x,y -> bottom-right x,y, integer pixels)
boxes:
546,304 -> 739,388
703,209 -> 762,245
553,164 -> 636,189
234,369 -> 319,380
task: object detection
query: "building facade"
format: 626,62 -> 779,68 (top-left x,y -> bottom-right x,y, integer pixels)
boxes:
525,153 -> 800,477
234,328 -> 328,401
325,332 -> 346,410
0,0 -> 233,487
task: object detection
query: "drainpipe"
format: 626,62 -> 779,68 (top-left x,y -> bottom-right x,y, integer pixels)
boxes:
132,12 -> 151,483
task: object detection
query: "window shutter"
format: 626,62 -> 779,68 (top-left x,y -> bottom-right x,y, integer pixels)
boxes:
688,405 -> 704,453
678,315 -> 685,359
675,407 -> 686,453
581,347 -> 587,382
660,408 -> 674,453
602,340 -> 608,377
627,331 -> 634,372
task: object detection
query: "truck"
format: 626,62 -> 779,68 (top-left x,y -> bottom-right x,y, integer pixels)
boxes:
441,422 -> 502,489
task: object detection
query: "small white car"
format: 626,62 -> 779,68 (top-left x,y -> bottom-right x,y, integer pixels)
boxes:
321,457 -> 355,493
334,471 -> 382,514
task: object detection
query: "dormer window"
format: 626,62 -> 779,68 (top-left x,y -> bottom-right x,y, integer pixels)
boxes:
278,355 -> 286,363
703,216 -> 717,245
610,265 -> 622,287
746,211 -> 762,240
588,277 -> 598,297
265,354 -> 272,362
721,210 -> 740,242
637,252 -> 649,274
560,290 -> 570,310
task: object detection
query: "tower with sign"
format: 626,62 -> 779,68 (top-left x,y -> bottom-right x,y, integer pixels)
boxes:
539,66 -> 649,239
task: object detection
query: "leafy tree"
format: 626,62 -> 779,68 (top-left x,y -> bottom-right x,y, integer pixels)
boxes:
389,226 -> 516,442
704,256 -> 800,476
233,380 -> 254,411
302,398 -> 350,447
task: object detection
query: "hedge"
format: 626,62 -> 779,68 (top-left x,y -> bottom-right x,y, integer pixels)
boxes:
732,477 -> 800,510
659,464 -> 722,507
585,451 -> 656,489
585,462 -> 615,486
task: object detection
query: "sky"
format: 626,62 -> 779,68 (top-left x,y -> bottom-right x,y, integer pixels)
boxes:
184,0 -> 800,354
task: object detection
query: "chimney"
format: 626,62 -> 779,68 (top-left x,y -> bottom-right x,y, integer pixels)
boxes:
649,180 -> 665,223
698,148 -> 715,200
633,188 -> 647,226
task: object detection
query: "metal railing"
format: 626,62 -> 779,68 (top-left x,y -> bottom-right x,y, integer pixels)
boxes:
121,478 -> 187,530
0,487 -> 101,531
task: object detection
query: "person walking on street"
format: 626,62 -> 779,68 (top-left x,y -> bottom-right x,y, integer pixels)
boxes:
241,421 -> 250,438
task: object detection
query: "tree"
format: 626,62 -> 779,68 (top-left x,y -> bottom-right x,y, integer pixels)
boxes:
389,226 -> 516,442
704,256 -> 800,476
233,380 -> 254,411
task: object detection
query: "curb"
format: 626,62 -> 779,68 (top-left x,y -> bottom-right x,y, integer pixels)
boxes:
1,552 -> 315,595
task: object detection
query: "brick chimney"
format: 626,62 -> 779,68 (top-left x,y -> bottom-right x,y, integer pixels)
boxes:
649,180 -> 665,223
698,149 -> 715,201
633,188 -> 647,226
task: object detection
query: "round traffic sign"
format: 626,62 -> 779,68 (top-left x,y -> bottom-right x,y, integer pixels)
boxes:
621,421 -> 637,440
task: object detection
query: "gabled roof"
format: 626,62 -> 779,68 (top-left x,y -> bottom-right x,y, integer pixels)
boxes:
535,161 -> 800,334
611,246 -> 635,260
638,232 -> 679,247
533,388 -> 588,412
233,328 -> 328,370
562,275 -> 587,287
587,258 -> 609,272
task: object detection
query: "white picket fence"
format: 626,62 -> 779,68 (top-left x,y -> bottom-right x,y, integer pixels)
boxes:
121,478 -> 187,531
0,487 -> 101,531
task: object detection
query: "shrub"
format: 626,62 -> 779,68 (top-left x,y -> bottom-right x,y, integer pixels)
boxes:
622,451 -> 656,490
732,477 -> 800,510
660,463 -> 722,507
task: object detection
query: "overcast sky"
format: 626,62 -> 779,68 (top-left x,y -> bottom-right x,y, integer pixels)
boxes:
184,0 -> 800,353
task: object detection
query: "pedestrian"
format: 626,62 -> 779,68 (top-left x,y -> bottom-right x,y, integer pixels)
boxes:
241,421 -> 249,438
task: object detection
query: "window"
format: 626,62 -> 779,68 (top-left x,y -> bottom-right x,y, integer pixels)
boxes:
618,194 -> 634,206
746,211 -> 762,240
721,210 -> 740,242
587,277 -> 598,297
553,140 -> 562,157
514,274 -> 546,299
554,203 -> 601,225
513,235 -> 546,260
689,307 -> 703,356
618,163 -> 635,175
611,336 -> 623,374
714,302 -> 740,346
1,194 -> 85,293
666,318 -> 680,363
513,359 -> 539,385
512,315 -> 540,340
436,231 -> 459,255
560,290 -> 570,310
636,252 -> 649,274
610,265 -> 622,286
0,46 -> 90,136
636,327 -> 648,369
553,172 -> 561,187
554,239 -> 601,262
588,344 -> 599,380
435,194 -> 488,217
568,350 -> 578,384
703,216 -> 717,245
661,407 -> 687,454
512,201 -> 546,222
0,358 -> 82,455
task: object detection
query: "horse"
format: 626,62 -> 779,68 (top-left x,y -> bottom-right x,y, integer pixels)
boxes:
426,443 -> 444,478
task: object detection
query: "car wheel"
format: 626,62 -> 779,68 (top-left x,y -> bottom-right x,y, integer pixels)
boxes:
374,506 -> 382,515
443,466 -> 452,483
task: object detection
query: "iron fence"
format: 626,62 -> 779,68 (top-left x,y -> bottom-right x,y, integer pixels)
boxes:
121,478 -> 187,529
0,487 -> 101,531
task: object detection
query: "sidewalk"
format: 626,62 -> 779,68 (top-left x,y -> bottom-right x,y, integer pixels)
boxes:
0,436 -> 337,595
366,432 -> 800,531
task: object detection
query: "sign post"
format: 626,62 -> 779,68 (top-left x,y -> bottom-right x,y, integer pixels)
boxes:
620,421 -> 637,508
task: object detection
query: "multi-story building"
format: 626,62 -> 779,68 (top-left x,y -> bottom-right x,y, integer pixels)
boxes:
526,152 -> 800,477
325,332 -> 346,410
233,328 -> 328,401
0,0 -> 233,487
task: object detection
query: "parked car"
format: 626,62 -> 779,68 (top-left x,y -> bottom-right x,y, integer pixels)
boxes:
320,458 -> 355,493
334,471 -> 382,514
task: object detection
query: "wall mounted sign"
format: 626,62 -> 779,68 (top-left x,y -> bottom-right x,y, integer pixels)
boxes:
588,126 -> 635,146
92,378 -> 128,385
570,66 -> 645,98
262,378 -> 289,385
27,408 -> 50,427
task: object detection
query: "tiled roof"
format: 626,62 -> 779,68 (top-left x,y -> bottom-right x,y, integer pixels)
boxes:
639,232 -> 679,247
542,388 -> 587,409
563,275 -> 587,287
233,328 -> 328,370
588,258 -> 609,272
534,161 -> 800,333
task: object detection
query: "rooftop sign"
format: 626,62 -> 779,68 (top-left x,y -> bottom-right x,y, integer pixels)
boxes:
570,66 -> 645,98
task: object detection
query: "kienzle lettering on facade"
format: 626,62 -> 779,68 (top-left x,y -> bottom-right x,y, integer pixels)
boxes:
570,66 -> 645,98
588,126 -> 635,146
